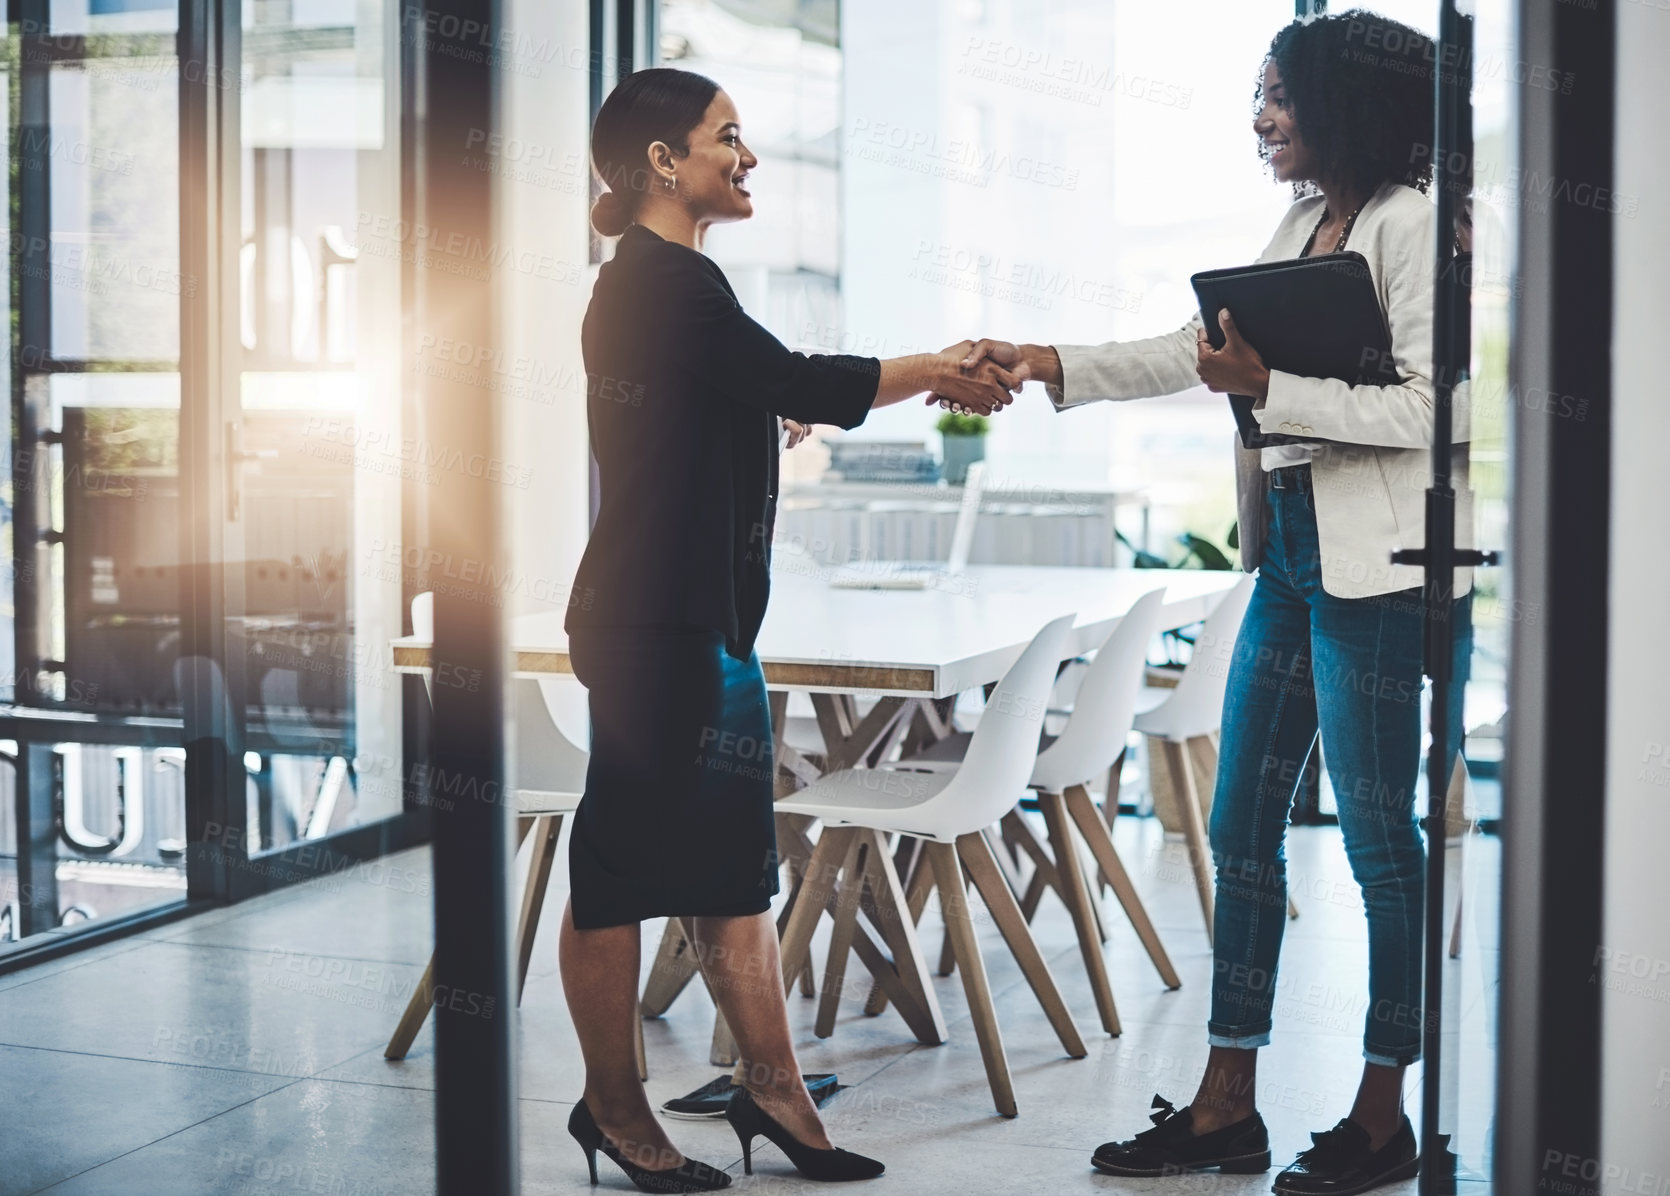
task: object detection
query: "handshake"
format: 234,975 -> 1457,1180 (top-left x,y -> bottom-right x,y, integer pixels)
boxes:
923,338 -> 1033,416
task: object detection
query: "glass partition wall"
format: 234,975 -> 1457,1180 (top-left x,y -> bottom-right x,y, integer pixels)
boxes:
0,0 -> 418,966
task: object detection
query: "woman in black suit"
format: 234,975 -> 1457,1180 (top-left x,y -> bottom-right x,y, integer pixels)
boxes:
562,68 -> 1024,1192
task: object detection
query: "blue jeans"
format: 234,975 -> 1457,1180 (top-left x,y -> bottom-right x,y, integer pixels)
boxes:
1206,474 -> 1471,1066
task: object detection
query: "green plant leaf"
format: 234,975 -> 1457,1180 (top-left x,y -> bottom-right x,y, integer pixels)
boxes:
934,412 -> 990,437
1116,529 -> 1171,569
1177,533 -> 1233,571
1226,520 -> 1239,550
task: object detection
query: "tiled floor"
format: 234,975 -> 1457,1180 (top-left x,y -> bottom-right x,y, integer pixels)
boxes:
0,815 -> 1499,1195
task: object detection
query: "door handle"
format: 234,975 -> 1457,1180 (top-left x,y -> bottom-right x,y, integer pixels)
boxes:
226,420 -> 277,521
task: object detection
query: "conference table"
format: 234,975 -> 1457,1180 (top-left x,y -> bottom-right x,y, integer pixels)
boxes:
389,560 -> 1242,1062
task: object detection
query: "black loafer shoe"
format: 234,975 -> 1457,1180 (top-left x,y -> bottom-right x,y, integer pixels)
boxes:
1273,1115 -> 1419,1194
662,1074 -> 838,1120
1091,1094 -> 1272,1177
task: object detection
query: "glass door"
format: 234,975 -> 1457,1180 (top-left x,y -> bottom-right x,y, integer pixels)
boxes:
1,0 -> 193,949
224,0 -> 407,871
0,0 -> 419,960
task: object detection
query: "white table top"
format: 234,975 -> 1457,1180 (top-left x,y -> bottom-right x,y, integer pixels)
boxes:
392,564 -> 1242,699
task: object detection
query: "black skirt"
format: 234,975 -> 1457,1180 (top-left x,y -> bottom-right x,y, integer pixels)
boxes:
566,626 -> 780,930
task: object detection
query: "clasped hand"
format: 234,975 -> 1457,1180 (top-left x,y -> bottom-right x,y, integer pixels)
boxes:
929,309 -> 1271,413
930,339 -> 1029,414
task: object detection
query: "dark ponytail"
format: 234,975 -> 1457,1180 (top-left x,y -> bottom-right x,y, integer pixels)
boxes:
589,67 -> 720,236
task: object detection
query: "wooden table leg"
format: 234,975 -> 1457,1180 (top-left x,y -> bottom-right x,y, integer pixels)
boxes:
778,826 -> 855,991
780,856 -> 819,998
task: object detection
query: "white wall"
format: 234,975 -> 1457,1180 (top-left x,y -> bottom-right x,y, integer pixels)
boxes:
838,0 -> 1291,533
1604,3 -> 1670,1187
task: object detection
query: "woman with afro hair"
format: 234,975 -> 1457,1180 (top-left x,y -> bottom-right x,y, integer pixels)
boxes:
958,11 -> 1474,1192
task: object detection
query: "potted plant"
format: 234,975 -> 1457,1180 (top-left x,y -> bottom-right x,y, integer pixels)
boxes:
935,410 -> 989,484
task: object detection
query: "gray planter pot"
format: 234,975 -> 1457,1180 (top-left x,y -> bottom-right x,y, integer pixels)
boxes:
941,433 -> 987,485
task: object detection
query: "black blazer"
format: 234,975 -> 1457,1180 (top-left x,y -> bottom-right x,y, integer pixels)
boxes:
568,223 -> 881,660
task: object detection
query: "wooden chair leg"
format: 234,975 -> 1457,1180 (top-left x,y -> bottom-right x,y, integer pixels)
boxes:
957,830 -> 1086,1058
864,836 -> 931,1018
1163,738 -> 1215,943
386,816 -> 539,1061
849,829 -> 946,1045
1064,784 -> 1182,990
926,839 -> 1017,1117
1095,748 -> 1126,896
384,954 -> 436,1060
514,815 -> 562,1003
815,833 -> 868,1038
936,917 -> 958,977
1001,809 -> 1060,924
1036,791 -> 1121,1035
789,829 -> 943,1041
980,824 -> 1025,894
1018,871 -> 1049,922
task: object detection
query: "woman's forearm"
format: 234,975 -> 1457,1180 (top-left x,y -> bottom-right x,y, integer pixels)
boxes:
1019,344 -> 1064,390
874,348 -> 1020,413
873,354 -> 943,407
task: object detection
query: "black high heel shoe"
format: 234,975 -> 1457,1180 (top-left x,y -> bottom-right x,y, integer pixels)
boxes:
567,1099 -> 732,1193
723,1087 -> 885,1181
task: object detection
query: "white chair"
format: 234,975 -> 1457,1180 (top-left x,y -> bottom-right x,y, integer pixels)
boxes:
1130,574 -> 1256,943
894,589 -> 1182,1036
384,595 -> 644,1077
773,614 -> 1086,1117
1019,588 -> 1183,1031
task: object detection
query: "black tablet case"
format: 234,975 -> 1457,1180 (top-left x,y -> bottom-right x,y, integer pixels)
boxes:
1190,251 -> 1401,449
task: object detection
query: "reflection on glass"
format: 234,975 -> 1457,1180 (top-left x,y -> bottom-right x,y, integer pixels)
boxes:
47,58 -> 181,361
239,0 -> 403,853
47,0 -> 176,37
1,9 -> 187,947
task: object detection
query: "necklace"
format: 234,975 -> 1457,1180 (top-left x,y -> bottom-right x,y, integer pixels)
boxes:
1304,202 -> 1364,256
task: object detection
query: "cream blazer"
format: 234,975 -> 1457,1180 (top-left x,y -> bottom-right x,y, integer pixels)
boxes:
1047,181 -> 1473,600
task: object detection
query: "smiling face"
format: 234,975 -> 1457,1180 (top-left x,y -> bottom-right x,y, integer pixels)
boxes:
652,89 -> 757,226
1254,61 -> 1320,185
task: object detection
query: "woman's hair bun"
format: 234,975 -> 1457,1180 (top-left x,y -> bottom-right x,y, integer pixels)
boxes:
591,190 -> 632,237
